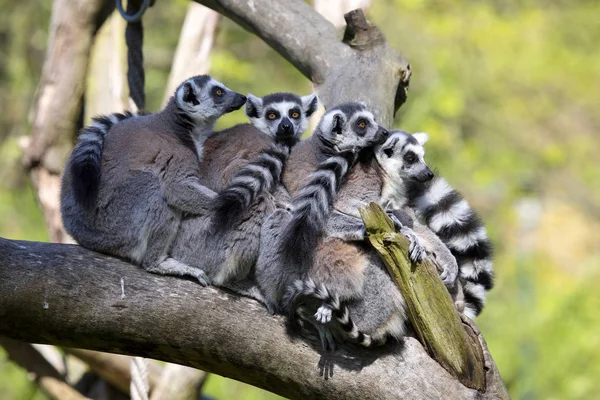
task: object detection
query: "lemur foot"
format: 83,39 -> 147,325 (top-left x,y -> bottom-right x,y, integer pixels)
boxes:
388,212 -> 404,231
400,227 -> 426,263
315,324 -> 336,352
437,259 -> 458,288
147,258 -> 211,286
315,305 -> 333,324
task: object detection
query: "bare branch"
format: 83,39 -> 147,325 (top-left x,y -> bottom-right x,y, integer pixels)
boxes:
63,348 -> 163,396
163,3 -> 220,104
0,238 -> 508,400
0,338 -> 90,400
150,364 -> 207,400
22,0 -> 113,243
192,0 -> 410,126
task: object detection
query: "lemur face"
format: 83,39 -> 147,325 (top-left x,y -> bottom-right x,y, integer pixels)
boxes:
317,102 -> 389,153
375,131 -> 434,183
245,92 -> 318,142
175,75 -> 247,123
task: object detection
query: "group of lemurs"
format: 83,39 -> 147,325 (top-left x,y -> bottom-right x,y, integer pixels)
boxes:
60,75 -> 494,351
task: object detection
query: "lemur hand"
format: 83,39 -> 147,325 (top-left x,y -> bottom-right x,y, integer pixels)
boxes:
400,227 -> 427,263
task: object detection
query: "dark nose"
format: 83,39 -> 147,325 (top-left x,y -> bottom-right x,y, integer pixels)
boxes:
282,123 -> 292,132
425,167 -> 434,181
239,94 -> 247,103
379,126 -> 390,137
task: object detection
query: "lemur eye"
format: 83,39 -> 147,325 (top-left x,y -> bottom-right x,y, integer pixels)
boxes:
291,112 -> 300,119
267,113 -> 277,120
404,152 -> 416,163
214,88 -> 224,96
357,119 -> 368,129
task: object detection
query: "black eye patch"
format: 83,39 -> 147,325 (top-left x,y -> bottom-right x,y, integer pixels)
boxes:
289,108 -> 301,119
266,109 -> 280,120
404,151 -> 417,163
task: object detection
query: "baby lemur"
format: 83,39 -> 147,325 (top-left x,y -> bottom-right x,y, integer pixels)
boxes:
61,75 -> 246,282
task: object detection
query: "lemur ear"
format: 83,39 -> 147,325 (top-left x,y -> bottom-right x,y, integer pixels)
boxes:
301,92 -> 319,117
380,137 -> 398,157
413,132 -> 429,145
245,94 -> 262,119
331,112 -> 345,135
180,82 -> 199,105
358,101 -> 368,109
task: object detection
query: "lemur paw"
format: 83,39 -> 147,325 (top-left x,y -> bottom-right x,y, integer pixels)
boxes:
194,270 -> 211,287
315,305 -> 333,324
388,212 -> 404,231
437,258 -> 458,288
400,227 -> 426,263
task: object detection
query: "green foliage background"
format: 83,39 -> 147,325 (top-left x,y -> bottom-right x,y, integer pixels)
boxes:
1,0 -> 599,399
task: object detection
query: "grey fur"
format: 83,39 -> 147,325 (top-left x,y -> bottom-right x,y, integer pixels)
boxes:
278,131 -> 462,349
256,103 -> 389,315
61,75 -> 246,281
169,92 -> 315,290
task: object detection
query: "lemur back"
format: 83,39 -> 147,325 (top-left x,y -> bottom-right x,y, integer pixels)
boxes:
169,91 -> 318,288
61,75 -> 246,283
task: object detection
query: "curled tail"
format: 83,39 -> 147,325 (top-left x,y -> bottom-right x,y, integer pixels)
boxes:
68,112 -> 136,208
286,279 -> 386,348
211,143 -> 289,231
279,150 -> 357,267
407,177 -> 494,318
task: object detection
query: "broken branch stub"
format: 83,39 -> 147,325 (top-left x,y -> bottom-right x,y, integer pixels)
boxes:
359,202 -> 486,390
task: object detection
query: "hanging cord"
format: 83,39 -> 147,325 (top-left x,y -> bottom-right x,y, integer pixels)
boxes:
130,356 -> 150,400
116,3 -> 153,399
116,0 -> 153,111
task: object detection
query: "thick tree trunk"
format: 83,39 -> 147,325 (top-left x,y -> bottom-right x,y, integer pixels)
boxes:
21,0 -> 113,243
0,238 -> 508,400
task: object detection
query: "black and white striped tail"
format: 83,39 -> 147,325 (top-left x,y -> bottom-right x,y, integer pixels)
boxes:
279,150 -> 357,267
406,177 -> 494,318
69,111 -> 135,208
286,279 -> 386,348
211,143 -> 289,230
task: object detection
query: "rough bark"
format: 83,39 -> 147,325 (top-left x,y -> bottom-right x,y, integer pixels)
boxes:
192,0 -> 410,127
0,238 -> 509,400
21,0 -> 113,243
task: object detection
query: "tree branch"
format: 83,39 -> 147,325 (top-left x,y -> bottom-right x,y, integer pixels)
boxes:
0,238 -> 508,400
0,338 -> 90,400
192,0 -> 410,126
21,0 -> 113,243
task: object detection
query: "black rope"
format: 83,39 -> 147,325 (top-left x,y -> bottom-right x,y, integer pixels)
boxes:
117,0 -> 152,111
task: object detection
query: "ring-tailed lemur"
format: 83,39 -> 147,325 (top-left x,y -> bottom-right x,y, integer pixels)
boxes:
168,92 -> 318,288
255,102 -> 390,314
60,75 -> 246,283
210,92 -> 318,230
280,132 -> 437,349
287,131 -> 491,349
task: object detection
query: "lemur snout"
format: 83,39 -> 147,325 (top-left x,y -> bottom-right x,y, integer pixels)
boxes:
419,167 -> 434,182
278,118 -> 293,135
